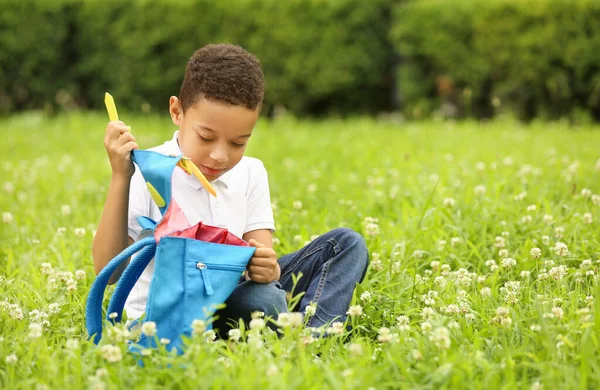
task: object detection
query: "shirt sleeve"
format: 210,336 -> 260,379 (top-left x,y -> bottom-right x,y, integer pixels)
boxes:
244,160 -> 276,234
127,163 -> 152,241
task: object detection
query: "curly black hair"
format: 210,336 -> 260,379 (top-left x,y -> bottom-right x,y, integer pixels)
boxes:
179,44 -> 264,111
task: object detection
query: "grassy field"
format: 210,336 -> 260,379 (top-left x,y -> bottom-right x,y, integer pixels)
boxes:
1,111 -> 600,389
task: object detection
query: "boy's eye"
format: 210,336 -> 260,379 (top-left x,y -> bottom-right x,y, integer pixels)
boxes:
199,135 -> 214,142
231,142 -> 246,147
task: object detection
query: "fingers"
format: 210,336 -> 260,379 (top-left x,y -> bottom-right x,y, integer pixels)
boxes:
249,239 -> 266,248
246,267 -> 273,283
250,247 -> 276,261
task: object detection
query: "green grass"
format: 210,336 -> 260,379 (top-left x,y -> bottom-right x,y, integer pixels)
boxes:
1,111 -> 600,389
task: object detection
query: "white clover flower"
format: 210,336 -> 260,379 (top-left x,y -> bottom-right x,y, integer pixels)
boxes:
141,321 -> 156,337
392,261 -> 401,274
266,364 -> 279,377
3,182 -> 14,194
542,215 -> 554,225
192,319 -> 206,335
554,242 -> 568,257
541,235 -> 551,245
364,223 -> 380,236
56,227 -> 67,235
360,291 -> 372,302
326,321 -> 345,335
305,303 -> 317,316
61,205 -> 72,216
377,327 -> 398,343
451,237 -> 461,247
494,236 -> 506,248
66,339 -> 79,350
288,312 -> 304,327
47,278 -> 58,291
480,287 -> 492,297
444,304 -> 460,315
554,227 -> 565,239
552,307 -> 564,320
421,307 -> 436,320
583,213 -> 593,224
101,345 -> 122,363
397,315 -> 410,331
40,262 -> 53,275
247,332 -> 264,349
420,322 -> 433,333
521,215 -> 533,224
370,258 -> 383,271
251,311 -> 265,319
292,200 -> 302,210
474,185 -> 487,196
430,326 -> 451,350
527,205 -> 537,212
501,258 -> 517,268
28,323 -> 43,338
514,191 -> 527,201
249,318 -> 266,331
348,343 -> 363,357
581,188 -> 592,198
160,337 -> 171,345
74,228 -> 86,237
276,313 -> 291,327
530,248 -> 542,259
5,354 -> 18,364
438,240 -> 447,250
443,198 -> 456,208
75,270 -> 86,280
498,249 -> 509,258
9,304 -> 23,320
549,265 -> 568,281
544,260 -> 555,268
530,324 -> 541,332
346,305 -> 363,317
520,270 -> 530,278
48,303 -> 60,315
228,329 -> 241,342
465,313 -> 475,322
2,212 -> 13,224
592,194 -> 600,205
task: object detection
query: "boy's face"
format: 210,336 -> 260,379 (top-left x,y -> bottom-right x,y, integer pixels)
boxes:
169,96 -> 260,182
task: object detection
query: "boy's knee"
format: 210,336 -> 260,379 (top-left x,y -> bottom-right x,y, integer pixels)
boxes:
227,281 -> 287,320
332,227 -> 369,280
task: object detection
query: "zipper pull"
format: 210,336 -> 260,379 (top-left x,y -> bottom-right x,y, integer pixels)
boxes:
196,262 -> 214,295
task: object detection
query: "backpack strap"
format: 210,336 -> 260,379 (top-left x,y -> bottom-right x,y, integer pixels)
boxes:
106,234 -> 157,324
86,236 -> 155,344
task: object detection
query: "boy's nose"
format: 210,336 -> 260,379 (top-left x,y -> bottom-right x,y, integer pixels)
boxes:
209,145 -> 228,163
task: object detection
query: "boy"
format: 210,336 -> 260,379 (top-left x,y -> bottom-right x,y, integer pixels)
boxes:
92,44 -> 369,334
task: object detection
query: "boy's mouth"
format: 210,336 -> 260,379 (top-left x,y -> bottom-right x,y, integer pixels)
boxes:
200,165 -> 224,176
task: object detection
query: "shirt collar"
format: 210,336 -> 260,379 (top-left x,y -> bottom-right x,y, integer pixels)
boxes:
165,130 -> 230,190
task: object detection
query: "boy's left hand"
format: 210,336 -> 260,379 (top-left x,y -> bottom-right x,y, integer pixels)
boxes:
247,239 -> 280,283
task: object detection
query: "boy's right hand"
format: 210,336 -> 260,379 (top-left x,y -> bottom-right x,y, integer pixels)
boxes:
104,121 -> 139,178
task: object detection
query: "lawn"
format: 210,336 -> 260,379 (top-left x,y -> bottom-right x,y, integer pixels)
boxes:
1,111 -> 599,389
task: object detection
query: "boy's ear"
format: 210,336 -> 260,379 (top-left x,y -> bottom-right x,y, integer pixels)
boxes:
169,96 -> 183,126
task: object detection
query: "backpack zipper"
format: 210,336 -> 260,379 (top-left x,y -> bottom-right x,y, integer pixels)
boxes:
196,262 -> 246,296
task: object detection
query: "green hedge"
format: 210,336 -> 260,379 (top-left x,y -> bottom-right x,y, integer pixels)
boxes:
390,0 -> 600,121
0,0 -> 394,117
1,0 -> 600,120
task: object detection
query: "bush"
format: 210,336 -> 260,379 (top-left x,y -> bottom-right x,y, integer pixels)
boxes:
0,0 -> 394,117
391,0 -> 600,121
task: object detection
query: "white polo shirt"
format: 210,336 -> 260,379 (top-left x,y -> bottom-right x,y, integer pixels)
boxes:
124,130 -> 275,320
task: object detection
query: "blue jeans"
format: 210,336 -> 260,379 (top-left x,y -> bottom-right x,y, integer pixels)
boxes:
213,228 -> 369,334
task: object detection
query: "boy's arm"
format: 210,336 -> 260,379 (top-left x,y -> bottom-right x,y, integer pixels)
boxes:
243,229 -> 280,282
92,175 -> 135,284
92,120 -> 138,284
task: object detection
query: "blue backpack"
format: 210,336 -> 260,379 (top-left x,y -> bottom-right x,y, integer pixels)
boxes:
86,150 -> 255,353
